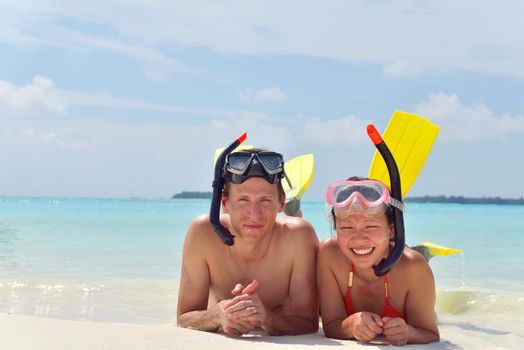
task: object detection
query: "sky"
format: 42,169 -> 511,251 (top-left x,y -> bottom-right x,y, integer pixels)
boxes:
1,1 -> 523,200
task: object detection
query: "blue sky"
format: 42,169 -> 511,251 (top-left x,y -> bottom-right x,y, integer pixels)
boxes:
1,1 -> 523,200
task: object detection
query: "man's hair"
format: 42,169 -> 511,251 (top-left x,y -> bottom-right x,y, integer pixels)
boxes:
223,148 -> 285,201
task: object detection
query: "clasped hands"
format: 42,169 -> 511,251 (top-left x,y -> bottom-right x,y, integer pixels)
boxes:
350,312 -> 410,345
218,279 -> 268,336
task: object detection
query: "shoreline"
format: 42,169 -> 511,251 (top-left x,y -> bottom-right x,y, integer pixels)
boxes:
1,313 -> 516,350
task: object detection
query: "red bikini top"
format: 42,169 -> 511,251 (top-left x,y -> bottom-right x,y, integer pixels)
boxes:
344,263 -> 406,321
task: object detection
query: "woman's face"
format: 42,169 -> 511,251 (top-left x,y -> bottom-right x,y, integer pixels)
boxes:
335,212 -> 393,268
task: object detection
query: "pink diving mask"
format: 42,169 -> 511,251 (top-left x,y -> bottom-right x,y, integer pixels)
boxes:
326,180 -> 406,218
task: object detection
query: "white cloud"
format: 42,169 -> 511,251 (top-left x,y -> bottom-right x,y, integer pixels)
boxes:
0,76 -> 67,114
382,60 -> 424,79
22,128 -> 85,150
239,87 -> 287,103
43,27 -> 208,81
1,1 -> 523,79
0,76 -> 254,120
0,8 -> 207,81
60,89 -> 224,117
302,115 -> 369,145
0,111 -> 298,197
415,92 -> 524,141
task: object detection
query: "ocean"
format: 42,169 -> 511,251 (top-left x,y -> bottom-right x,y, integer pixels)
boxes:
1,197 -> 523,345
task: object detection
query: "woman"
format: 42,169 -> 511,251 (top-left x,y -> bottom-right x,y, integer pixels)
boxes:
317,177 -> 439,345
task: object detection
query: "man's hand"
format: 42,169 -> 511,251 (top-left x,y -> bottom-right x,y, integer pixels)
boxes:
349,312 -> 384,342
216,298 -> 256,336
381,317 -> 410,345
226,280 -> 268,328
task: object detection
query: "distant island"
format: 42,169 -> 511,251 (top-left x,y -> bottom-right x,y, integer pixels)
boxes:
172,192 -> 524,205
405,195 -> 524,205
172,191 -> 212,199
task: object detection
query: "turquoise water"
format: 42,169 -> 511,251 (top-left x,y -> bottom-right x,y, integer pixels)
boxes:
1,197 -> 523,328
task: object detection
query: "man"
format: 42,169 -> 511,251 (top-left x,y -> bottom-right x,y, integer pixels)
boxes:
177,148 -> 318,335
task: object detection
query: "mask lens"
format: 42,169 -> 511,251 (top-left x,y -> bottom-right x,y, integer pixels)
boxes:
334,186 -> 356,203
226,153 -> 253,173
334,183 -> 382,205
257,152 -> 284,173
355,185 -> 381,201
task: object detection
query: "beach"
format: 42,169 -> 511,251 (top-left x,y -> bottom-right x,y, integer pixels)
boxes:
4,312 -> 520,350
1,197 -> 523,349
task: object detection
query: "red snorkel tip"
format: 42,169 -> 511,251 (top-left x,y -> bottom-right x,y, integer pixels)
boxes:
367,124 -> 383,145
236,132 -> 247,144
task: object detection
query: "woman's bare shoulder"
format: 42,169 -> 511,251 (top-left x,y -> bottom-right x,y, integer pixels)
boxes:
318,237 -> 344,262
395,247 -> 434,280
319,237 -> 339,250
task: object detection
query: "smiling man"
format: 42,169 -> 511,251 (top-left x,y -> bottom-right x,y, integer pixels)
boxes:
177,148 -> 319,336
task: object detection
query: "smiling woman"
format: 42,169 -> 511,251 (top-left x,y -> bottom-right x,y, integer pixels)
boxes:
317,177 -> 439,345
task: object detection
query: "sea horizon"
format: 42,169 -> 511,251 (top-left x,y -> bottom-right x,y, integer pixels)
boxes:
3,193 -> 524,203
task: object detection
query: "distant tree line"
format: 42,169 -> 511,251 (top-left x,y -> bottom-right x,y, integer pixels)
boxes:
172,191 -> 212,199
171,192 -> 524,205
405,195 -> 524,205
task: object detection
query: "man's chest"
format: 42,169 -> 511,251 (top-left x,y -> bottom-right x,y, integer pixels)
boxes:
207,257 -> 292,309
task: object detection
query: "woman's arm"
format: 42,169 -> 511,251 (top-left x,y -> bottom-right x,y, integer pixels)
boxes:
402,253 -> 440,344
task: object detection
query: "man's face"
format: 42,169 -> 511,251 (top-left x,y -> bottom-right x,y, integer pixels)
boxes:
222,177 -> 285,240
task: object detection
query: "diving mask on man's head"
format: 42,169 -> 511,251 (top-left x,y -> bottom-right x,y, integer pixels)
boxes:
326,180 -> 406,218
224,151 -> 292,187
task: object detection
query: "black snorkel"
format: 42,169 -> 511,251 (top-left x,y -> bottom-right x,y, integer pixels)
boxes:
367,125 -> 405,277
210,132 -> 247,246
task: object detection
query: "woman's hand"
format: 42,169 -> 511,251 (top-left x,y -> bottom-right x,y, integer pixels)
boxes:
349,312 -> 384,342
382,316 -> 410,345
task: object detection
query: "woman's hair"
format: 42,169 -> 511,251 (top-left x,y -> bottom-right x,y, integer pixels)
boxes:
331,176 -> 394,228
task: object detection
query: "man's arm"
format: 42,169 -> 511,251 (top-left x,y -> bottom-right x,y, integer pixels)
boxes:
176,216 -> 228,332
177,216 -> 255,335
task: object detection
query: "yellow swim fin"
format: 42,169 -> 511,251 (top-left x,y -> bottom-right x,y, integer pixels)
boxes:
213,147 -> 314,202
419,241 -> 462,257
368,111 -> 439,197
411,241 -> 462,261
282,154 -> 314,201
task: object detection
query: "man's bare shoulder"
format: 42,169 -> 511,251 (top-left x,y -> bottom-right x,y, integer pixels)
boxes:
276,216 -> 318,245
184,214 -> 224,248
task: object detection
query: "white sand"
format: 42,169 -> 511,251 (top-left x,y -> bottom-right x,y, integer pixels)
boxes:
1,313 -> 521,350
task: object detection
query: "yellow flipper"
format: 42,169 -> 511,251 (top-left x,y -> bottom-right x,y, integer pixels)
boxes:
213,147 -> 314,201
368,110 -> 439,197
419,241 -> 462,257
282,154 -> 314,201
